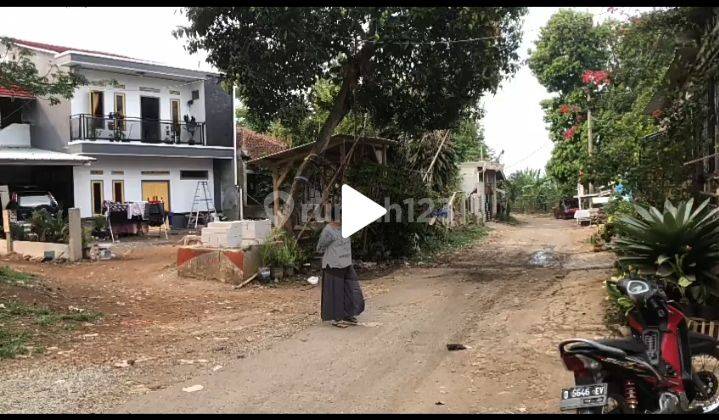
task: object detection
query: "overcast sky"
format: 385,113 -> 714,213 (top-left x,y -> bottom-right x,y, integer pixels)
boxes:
0,7 -> 650,175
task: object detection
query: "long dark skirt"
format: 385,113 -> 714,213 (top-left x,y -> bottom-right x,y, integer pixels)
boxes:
320,265 -> 365,321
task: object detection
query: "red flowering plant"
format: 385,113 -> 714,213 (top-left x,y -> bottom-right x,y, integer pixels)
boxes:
564,125 -> 579,141
582,70 -> 611,89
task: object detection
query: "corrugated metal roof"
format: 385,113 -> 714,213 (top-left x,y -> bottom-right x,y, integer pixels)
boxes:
13,38 -> 136,60
0,147 -> 94,165
248,134 -> 396,166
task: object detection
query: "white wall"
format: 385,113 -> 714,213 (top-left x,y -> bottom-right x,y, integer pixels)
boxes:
70,69 -> 206,123
459,164 -> 480,195
72,156 -> 215,218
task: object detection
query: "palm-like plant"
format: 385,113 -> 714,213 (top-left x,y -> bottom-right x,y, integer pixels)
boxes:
614,198 -> 719,304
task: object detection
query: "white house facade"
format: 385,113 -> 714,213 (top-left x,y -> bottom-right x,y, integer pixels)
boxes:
0,39 -> 236,218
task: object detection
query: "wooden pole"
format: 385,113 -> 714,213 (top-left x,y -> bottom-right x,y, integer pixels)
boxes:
272,170 -> 280,227
423,130 -> 450,184
587,91 -> 594,194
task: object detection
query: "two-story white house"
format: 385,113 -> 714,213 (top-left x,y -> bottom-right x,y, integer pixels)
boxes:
0,39 -> 235,219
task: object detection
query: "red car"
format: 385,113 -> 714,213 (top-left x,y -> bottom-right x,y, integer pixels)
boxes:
554,198 -> 579,219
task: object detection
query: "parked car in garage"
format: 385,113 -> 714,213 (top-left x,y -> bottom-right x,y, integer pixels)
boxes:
553,198 -> 579,220
6,188 -> 61,221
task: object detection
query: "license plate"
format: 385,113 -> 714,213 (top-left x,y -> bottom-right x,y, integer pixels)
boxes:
559,383 -> 608,411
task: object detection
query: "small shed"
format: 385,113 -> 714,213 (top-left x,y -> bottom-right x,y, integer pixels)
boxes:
459,160 -> 505,222
246,134 -> 395,227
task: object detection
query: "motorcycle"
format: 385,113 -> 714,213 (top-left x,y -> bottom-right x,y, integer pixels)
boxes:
558,278 -> 719,414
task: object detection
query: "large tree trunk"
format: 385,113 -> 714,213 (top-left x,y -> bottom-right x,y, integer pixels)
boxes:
278,41 -> 375,229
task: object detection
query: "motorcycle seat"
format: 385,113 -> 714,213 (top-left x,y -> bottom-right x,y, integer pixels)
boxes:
565,338 -> 644,358
689,330 -> 717,355
597,338 -> 647,355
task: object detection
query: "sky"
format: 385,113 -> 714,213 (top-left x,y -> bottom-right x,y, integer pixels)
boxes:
0,7 -> 651,175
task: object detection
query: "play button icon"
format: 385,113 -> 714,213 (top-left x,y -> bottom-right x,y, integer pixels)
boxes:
341,184 -> 387,238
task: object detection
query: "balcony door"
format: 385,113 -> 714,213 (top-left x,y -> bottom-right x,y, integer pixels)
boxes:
140,96 -> 160,142
90,91 -> 104,131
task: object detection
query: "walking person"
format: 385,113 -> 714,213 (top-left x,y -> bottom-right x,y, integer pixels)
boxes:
316,208 -> 364,328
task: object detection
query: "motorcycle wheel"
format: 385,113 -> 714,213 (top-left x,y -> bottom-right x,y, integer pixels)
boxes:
690,352 -> 719,413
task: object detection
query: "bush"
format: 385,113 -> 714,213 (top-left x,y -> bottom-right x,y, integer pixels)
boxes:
346,162 -> 444,260
260,228 -> 302,269
614,198 -> 719,305
29,209 -> 68,243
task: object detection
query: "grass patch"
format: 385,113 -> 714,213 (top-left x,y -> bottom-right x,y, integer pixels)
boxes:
0,301 -> 102,325
0,300 -> 103,358
414,224 -> 489,262
0,329 -> 29,359
0,266 -> 35,286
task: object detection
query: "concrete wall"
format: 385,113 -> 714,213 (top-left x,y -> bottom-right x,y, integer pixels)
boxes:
22,49 -> 72,152
72,155 -> 216,217
203,76 -> 233,147
0,239 -> 70,259
459,164 -> 479,195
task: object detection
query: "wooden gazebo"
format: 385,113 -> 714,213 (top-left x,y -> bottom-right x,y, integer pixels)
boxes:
247,134 -> 395,227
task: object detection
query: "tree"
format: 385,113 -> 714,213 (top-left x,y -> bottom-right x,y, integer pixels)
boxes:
528,10 -> 612,96
177,7 -> 526,226
503,168 -> 561,214
0,38 -> 86,105
453,114 -> 491,162
529,10 -> 614,195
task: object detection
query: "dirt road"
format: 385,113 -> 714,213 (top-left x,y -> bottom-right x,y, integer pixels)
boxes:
112,215 -> 614,414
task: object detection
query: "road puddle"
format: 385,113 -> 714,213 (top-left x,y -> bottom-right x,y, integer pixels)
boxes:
528,249 -> 560,268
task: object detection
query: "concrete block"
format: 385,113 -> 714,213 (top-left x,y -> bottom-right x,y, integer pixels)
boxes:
177,245 -> 261,284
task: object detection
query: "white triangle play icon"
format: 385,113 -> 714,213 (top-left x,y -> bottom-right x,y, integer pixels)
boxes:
341,184 -> 387,238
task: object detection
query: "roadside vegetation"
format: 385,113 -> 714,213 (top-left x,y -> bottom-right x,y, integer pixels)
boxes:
0,266 -> 103,359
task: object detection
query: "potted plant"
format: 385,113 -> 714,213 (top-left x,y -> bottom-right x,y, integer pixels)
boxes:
259,241 -> 274,284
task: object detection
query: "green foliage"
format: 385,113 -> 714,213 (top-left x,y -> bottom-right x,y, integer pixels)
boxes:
0,300 -> 102,358
452,115 -> 491,162
177,7 -> 526,136
413,224 -> 489,262
614,198 -> 719,305
29,209 -> 68,244
528,10 -> 612,95
404,131 -> 460,195
0,329 -> 28,359
0,38 -> 86,105
0,266 -> 34,286
260,229 -> 303,268
91,216 -> 108,233
503,168 -> 561,214
346,162 -> 440,260
529,8 -> 690,202
605,278 -> 635,325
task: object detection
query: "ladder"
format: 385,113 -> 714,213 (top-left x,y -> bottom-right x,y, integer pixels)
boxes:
187,181 -> 216,229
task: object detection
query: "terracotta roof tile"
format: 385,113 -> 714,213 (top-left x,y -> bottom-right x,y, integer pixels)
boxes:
0,86 -> 34,99
237,126 -> 288,160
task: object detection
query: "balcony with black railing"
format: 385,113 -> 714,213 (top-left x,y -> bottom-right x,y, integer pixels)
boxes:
70,114 -> 206,145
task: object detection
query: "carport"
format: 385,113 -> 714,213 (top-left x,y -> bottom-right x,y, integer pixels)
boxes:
0,147 -> 94,211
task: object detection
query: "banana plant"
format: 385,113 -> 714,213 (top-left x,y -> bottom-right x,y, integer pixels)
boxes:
614,198 -> 719,304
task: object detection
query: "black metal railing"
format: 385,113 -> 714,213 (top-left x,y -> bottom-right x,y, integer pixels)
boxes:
69,114 -> 205,145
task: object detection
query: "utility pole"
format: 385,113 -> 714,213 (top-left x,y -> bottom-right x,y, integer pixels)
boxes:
587,90 -> 594,194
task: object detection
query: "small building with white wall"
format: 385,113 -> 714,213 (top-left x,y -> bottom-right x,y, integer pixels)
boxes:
459,160 -> 505,222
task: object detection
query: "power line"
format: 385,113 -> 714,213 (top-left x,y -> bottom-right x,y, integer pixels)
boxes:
505,143 -> 552,170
